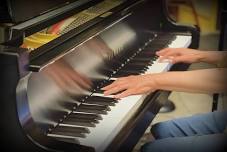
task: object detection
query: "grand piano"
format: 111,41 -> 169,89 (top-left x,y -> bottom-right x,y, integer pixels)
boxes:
0,0 -> 199,151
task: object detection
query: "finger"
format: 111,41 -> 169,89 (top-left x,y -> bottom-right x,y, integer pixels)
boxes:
102,81 -> 119,90
114,89 -> 135,98
162,50 -> 181,59
156,48 -> 171,56
102,78 -> 126,90
158,55 -> 174,63
103,84 -> 129,96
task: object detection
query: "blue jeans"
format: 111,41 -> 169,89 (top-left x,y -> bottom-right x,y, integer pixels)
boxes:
141,111 -> 227,152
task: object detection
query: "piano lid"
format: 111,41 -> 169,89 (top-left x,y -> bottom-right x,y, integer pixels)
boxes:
0,0 -> 103,45
1,0 -> 90,23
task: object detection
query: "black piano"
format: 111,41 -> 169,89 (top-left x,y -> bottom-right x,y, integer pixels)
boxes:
0,0 -> 199,151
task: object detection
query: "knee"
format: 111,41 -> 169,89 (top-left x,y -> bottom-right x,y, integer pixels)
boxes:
151,121 -> 172,139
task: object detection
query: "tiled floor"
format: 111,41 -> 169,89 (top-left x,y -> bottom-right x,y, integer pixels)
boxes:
132,33 -> 220,152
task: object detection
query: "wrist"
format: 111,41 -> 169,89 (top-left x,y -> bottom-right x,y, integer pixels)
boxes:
199,51 -> 224,65
147,73 -> 164,90
196,51 -> 208,63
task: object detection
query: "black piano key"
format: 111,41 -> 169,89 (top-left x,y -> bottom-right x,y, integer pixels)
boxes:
143,53 -> 158,58
93,88 -> 104,94
62,117 -> 99,127
150,40 -> 169,45
147,40 -> 166,45
70,112 -> 103,120
54,126 -> 90,133
90,80 -> 113,93
120,68 -> 145,74
143,47 -> 161,52
91,79 -> 105,87
51,131 -> 86,138
153,56 -> 159,60
128,61 -> 152,68
106,60 -> 123,69
93,89 -> 104,94
120,66 -> 144,73
51,126 -> 89,138
98,67 -> 115,76
146,44 -> 164,49
75,104 -> 110,114
69,116 -> 99,124
113,73 -> 131,77
133,56 -> 153,60
133,54 -> 152,59
102,80 -> 115,87
121,64 -> 147,71
85,99 -> 116,106
61,120 -> 95,128
135,52 -> 156,58
54,137 -> 80,144
128,61 -> 151,66
126,63 -> 149,69
89,96 -> 117,102
141,50 -> 158,56
113,70 -> 140,77
71,95 -> 89,102
128,59 -> 153,66
131,57 -> 153,63
116,70 -> 140,76
122,69 -> 145,74
85,96 -> 118,106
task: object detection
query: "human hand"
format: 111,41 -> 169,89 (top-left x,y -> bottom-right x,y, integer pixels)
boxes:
156,48 -> 203,64
102,74 -> 158,98
43,59 -> 92,94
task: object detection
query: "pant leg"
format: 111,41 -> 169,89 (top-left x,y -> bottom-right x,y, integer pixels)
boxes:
151,111 -> 227,139
141,133 -> 227,152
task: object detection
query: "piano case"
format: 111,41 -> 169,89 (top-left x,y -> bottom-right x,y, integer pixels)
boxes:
0,0 -> 199,151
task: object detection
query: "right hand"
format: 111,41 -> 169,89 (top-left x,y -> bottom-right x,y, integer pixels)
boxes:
156,48 -> 203,64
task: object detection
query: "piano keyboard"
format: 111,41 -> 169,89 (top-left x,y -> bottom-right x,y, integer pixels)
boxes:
47,33 -> 192,152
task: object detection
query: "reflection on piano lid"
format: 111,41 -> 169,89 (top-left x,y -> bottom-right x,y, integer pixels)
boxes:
0,0 -> 199,151
0,0 -> 77,23
21,0 -> 125,51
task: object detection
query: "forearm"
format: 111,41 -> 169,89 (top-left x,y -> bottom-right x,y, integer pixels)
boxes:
199,51 -> 227,67
153,68 -> 227,94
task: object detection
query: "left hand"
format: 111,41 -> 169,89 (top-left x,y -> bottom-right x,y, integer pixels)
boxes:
43,59 -> 92,94
102,74 -> 158,98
